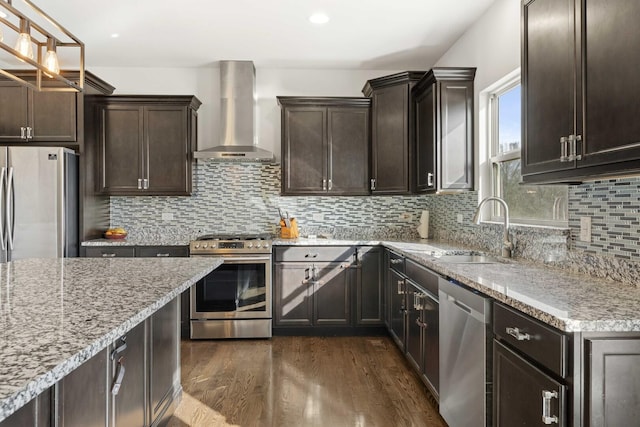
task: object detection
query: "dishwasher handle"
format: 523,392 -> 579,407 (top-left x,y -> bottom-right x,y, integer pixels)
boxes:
445,293 -> 487,323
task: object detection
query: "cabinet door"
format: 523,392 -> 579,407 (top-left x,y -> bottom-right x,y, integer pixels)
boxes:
58,348 -> 108,427
145,105 -> 191,195
521,0 -> 577,177
98,105 -> 144,194
274,263 -> 313,326
421,293 -> 439,396
587,338 -> 640,427
112,320 -> 146,427
388,269 -> 406,350
0,82 -> 29,141
84,246 -> 136,258
580,0 -> 640,167
281,107 -> 327,194
327,107 -> 369,195
30,90 -> 77,142
356,246 -> 383,325
405,281 -> 423,373
439,80 -> 473,191
0,387 -> 51,427
371,84 -> 410,194
415,82 -> 436,192
149,297 -> 180,425
313,262 -> 350,326
383,250 -> 391,329
494,340 -> 566,427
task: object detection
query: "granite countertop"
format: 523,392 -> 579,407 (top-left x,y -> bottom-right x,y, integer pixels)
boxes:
0,257 -> 222,422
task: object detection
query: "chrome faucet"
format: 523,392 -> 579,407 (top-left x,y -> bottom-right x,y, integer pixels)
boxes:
472,196 -> 514,258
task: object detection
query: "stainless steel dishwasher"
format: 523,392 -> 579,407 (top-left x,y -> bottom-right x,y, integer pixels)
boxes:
439,277 -> 492,427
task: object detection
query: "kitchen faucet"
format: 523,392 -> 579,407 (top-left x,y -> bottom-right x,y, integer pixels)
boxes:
472,196 -> 514,258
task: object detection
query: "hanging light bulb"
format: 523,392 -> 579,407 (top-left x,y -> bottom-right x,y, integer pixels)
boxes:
14,19 -> 33,60
43,38 -> 60,76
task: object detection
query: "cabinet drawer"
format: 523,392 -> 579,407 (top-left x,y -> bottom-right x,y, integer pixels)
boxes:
405,259 -> 439,296
85,246 -> 135,258
136,246 -> 189,257
388,251 -> 405,275
493,303 -> 567,378
275,246 -> 355,262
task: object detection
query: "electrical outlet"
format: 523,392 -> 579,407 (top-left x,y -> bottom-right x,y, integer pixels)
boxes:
161,212 -> 174,221
579,216 -> 592,242
399,212 -> 413,221
312,213 -> 324,221
457,214 -> 463,223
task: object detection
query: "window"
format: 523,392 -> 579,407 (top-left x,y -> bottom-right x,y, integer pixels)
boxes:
489,80 -> 567,225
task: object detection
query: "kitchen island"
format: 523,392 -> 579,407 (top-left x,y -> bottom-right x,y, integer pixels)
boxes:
0,257 -> 222,424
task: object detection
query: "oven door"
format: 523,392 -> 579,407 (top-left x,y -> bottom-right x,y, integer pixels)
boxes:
190,255 -> 272,320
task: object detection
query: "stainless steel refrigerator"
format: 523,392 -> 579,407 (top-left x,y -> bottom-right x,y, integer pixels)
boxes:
0,147 -> 78,262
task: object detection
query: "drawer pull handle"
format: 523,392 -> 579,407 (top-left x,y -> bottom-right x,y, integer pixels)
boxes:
506,327 -> 531,341
102,253 -> 117,258
415,318 -> 427,329
541,390 -> 559,424
304,253 -> 318,258
390,258 -> 403,265
156,253 -> 170,257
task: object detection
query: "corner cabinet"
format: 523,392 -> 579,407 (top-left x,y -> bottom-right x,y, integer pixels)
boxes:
96,95 -> 201,195
362,71 -> 425,195
412,68 -> 475,193
522,0 -> 640,183
277,97 -> 370,196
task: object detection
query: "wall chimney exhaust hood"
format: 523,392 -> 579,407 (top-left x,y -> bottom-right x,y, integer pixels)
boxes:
194,60 -> 275,161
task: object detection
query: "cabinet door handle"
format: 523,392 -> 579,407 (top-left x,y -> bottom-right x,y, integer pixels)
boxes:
20,127 -> 26,140
559,136 -> 569,162
506,326 -> 531,341
328,179 -> 332,191
416,318 -> 428,329
572,135 -> 582,161
110,337 -> 128,360
26,127 -> 33,140
397,279 -> 404,295
143,178 -> 149,189
427,172 -> 434,187
390,258 -> 403,265
541,390 -> 559,424
137,178 -> 142,190
111,356 -> 126,395
322,179 -> 327,191
370,178 -> 376,190
102,253 -> 117,258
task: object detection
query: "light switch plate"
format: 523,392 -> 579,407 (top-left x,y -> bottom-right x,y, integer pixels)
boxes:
457,214 -> 463,223
162,212 -> 174,221
579,216 -> 591,242
399,212 -> 413,221
312,213 -> 324,221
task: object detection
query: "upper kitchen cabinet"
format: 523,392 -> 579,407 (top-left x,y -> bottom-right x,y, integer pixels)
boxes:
278,97 -> 370,196
412,68 -> 475,193
96,95 -> 201,196
362,71 -> 425,195
522,0 -> 640,183
0,71 -> 114,148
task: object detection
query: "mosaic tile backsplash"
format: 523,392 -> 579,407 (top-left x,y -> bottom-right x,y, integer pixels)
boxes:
110,162 -> 640,285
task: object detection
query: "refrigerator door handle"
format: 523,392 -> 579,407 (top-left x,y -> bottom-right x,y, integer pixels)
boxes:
0,167 -> 5,251
6,167 -> 14,251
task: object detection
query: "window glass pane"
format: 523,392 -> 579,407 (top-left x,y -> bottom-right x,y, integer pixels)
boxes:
497,85 -> 521,154
497,159 -> 567,221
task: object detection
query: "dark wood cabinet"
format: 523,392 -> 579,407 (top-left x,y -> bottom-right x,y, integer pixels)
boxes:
0,81 -> 76,143
96,95 -> 201,196
522,0 -> 640,183
278,97 -> 370,196
494,340 -> 567,426
363,71 -> 425,194
112,321 -> 147,427
313,262 -> 351,326
412,68 -> 475,193
586,337 -> 640,427
388,268 -> 406,351
355,246 -> 384,326
0,388 -> 51,427
274,262 -> 314,326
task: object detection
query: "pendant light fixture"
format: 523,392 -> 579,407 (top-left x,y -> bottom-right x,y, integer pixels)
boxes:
14,18 -> 33,59
43,37 -> 59,75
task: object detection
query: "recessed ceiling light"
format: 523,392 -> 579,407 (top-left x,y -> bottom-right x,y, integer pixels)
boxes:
111,33 -> 119,38
309,13 -> 329,25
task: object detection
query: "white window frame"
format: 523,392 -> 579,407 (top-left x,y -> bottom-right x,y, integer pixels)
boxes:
487,76 -> 568,227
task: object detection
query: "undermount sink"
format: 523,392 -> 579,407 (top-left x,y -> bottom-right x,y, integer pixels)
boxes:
434,254 -> 501,264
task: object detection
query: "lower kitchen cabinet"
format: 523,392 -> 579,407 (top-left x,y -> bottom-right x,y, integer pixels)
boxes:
355,246 -> 384,325
388,268 -> 406,351
112,321 -> 147,427
58,348 -> 109,427
0,388 -> 51,427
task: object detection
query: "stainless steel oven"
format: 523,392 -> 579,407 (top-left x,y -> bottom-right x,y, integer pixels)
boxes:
189,234 -> 272,339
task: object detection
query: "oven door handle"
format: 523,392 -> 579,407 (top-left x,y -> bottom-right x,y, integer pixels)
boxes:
191,255 -> 271,262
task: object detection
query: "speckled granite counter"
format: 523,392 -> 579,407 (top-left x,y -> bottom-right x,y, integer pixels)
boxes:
0,257 -> 222,422
274,239 -> 640,333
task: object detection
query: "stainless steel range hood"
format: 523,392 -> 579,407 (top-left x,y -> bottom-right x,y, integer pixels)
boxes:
194,61 -> 275,161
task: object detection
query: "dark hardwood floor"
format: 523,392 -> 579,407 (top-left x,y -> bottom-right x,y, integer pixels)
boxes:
167,336 -> 446,427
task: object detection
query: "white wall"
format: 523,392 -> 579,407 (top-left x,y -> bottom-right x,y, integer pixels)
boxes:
90,66 -> 398,161
434,0 -> 520,198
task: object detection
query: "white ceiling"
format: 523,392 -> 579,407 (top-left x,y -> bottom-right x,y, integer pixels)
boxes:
38,0 -> 496,69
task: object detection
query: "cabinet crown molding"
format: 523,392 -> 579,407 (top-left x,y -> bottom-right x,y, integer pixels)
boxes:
362,71 -> 427,97
277,96 -> 371,108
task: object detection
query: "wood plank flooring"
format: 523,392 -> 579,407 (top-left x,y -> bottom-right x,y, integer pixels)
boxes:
167,336 -> 446,427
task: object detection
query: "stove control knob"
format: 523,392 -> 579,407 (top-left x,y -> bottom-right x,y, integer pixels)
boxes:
194,243 -> 200,249
263,243 -> 270,249
247,243 -> 253,248
203,243 -> 208,249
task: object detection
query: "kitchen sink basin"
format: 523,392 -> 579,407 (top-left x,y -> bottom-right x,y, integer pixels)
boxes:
434,254 -> 501,264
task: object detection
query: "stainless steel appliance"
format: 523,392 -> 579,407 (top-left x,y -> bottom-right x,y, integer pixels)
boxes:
0,147 -> 78,262
189,234 -> 272,339
439,277 -> 492,427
